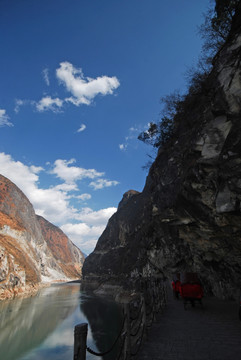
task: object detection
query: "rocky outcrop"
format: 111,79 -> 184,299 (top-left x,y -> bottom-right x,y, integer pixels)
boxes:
82,6 -> 241,300
0,175 -> 84,300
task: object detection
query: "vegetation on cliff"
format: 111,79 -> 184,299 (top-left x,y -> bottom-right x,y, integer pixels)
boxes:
138,0 -> 241,151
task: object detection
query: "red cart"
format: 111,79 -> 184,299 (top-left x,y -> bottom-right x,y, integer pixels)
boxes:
179,273 -> 203,309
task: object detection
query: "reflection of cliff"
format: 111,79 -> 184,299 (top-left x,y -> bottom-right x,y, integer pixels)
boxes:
80,294 -> 123,360
0,284 -> 79,360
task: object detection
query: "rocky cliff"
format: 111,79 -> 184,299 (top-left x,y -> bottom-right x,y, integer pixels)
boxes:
37,215 -> 83,279
0,175 -> 85,300
82,5 -> 241,300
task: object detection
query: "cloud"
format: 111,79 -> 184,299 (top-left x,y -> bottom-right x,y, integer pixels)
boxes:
14,63 -> 120,114
14,99 -> 36,113
14,99 -> 24,113
0,109 -> 13,127
56,61 -> 120,106
76,207 -> 116,225
61,207 -> 116,252
51,158 -> 104,184
53,183 -> 78,192
77,124 -> 86,133
119,126 -> 142,151
0,152 -> 117,253
30,165 -> 44,174
0,153 -> 74,223
42,68 -> 50,86
89,179 -> 119,190
60,223 -> 106,253
36,96 -> 64,112
75,193 -> 91,201
119,144 -> 127,151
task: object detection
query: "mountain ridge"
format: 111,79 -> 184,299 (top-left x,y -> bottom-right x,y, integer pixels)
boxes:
0,174 -> 84,300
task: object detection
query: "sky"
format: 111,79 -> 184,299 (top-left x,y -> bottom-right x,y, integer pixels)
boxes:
0,0 -> 211,254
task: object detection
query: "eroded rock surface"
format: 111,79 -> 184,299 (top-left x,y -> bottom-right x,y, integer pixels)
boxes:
82,6 -> 241,300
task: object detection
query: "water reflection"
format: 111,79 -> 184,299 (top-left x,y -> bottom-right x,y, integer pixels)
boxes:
80,294 -> 123,360
0,284 -> 79,360
0,284 -> 123,360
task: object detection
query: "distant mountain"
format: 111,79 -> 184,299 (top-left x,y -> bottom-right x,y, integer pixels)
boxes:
0,174 -> 84,300
37,215 -> 83,279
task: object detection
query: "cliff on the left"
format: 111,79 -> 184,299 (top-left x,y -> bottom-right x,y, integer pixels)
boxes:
0,174 -> 85,300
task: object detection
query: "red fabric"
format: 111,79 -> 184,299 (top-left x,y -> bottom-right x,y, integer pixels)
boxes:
179,283 -> 203,299
172,280 -> 181,293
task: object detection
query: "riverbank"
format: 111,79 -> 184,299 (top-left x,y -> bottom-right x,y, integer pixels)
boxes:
0,278 -> 81,301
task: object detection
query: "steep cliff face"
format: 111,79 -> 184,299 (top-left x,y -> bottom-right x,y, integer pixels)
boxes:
82,7 -> 241,299
0,175 -> 84,300
37,215 -> 84,279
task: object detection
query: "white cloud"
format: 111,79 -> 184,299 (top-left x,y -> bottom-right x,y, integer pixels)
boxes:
61,223 -> 106,253
51,158 -> 104,184
36,96 -> 63,112
0,153 -> 39,190
42,68 -> 50,86
77,124 -> 86,133
56,61 -> 120,106
53,183 -> 78,192
119,144 -> 127,151
30,165 -> 44,174
76,207 -> 116,225
89,178 -> 119,190
14,63 -> 120,115
119,125 -> 142,151
14,99 -> 36,113
75,193 -> 91,201
0,109 -> 13,127
0,152 -> 118,254
0,153 -> 75,223
61,206 -> 116,252
129,127 -> 138,132
14,99 -> 24,113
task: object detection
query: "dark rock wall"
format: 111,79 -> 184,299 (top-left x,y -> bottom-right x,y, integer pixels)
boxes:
82,7 -> 241,299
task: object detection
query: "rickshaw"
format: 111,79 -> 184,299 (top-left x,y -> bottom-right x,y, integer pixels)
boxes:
179,272 -> 203,309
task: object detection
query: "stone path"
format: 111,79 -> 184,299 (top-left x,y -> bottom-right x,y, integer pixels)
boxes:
137,286 -> 241,360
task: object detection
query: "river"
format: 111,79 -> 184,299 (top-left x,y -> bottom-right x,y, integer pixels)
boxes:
0,283 -> 123,360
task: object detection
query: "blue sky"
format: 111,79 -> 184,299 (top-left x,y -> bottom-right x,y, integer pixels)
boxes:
0,0 -> 211,254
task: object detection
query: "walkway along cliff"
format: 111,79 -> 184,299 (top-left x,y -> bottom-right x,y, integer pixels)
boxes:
82,3 -> 241,300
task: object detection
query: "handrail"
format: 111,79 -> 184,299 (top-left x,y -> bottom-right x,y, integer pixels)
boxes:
86,314 -> 126,357
73,278 -> 167,360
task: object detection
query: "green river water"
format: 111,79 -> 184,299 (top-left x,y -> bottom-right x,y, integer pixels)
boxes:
0,283 -> 123,360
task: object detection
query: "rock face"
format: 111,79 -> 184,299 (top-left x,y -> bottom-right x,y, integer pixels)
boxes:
37,215 -> 83,280
82,6 -> 241,300
0,175 -> 85,300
